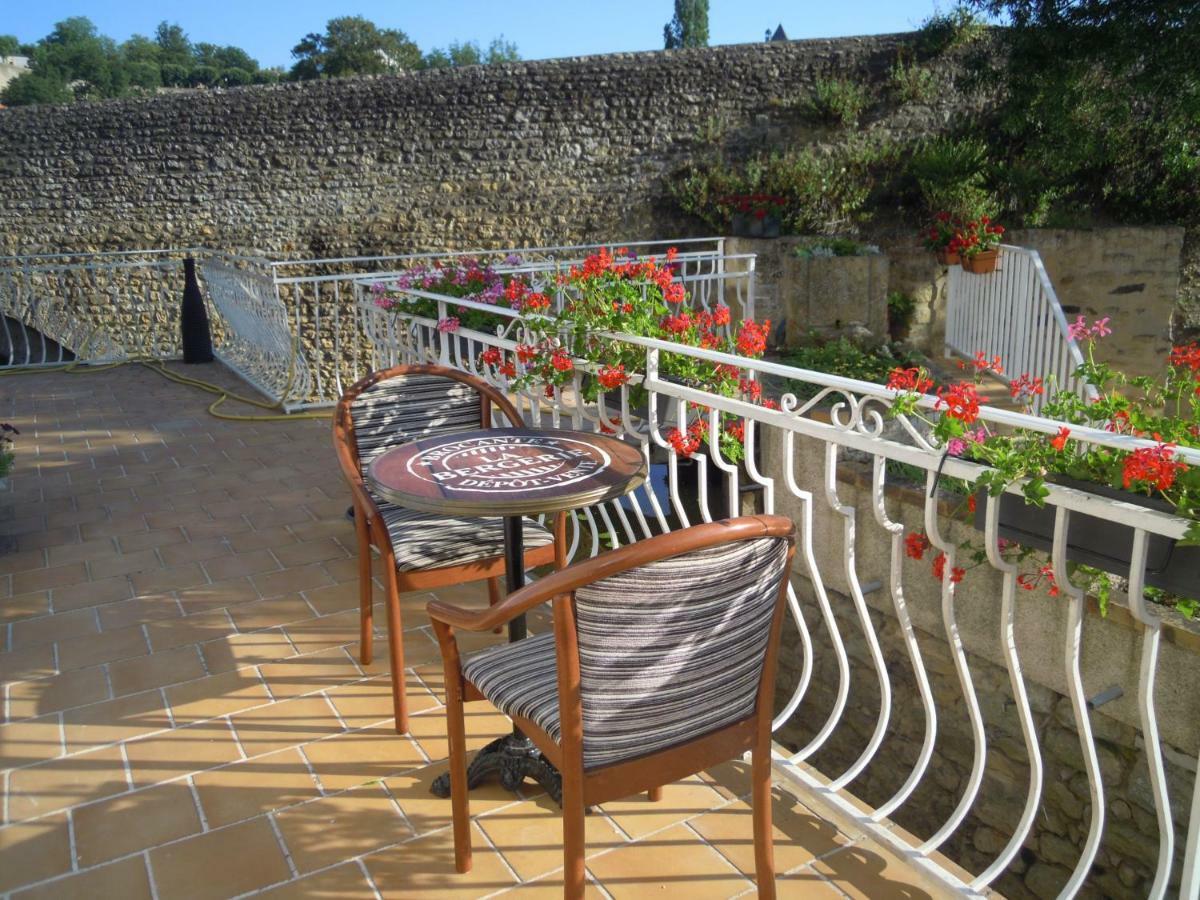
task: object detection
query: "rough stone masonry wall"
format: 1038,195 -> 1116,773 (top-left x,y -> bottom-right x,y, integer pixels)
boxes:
0,34 -> 965,259
765,428 -> 1200,899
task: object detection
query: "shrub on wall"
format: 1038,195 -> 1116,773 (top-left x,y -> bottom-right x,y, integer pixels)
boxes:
669,138 -> 890,237
807,77 -> 870,127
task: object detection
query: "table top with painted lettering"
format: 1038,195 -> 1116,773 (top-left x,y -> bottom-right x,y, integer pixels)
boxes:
367,428 -> 647,517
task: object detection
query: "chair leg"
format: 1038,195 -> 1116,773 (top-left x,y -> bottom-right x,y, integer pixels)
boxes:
751,744 -> 776,899
647,786 -> 663,802
486,576 -> 503,635
355,515 -> 373,666
562,778 -> 587,900
380,548 -> 408,733
445,668 -> 472,873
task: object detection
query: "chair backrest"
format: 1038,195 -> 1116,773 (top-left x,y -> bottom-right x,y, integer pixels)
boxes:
571,534 -> 790,770
346,371 -> 484,472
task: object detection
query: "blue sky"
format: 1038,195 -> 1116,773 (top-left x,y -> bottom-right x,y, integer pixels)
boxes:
6,1 -> 952,69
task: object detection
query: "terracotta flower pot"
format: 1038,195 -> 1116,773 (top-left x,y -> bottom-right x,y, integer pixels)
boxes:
961,249 -> 1000,274
935,248 -> 960,266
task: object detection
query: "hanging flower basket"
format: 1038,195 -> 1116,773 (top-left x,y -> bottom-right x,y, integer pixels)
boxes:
961,249 -> 1000,274
972,476 -> 1200,596
935,248 -> 961,267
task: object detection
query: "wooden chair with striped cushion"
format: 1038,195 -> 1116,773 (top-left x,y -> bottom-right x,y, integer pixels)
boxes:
428,515 -> 796,899
333,363 -> 564,734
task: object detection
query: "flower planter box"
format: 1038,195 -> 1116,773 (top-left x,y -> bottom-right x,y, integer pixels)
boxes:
935,248 -> 960,266
730,214 -> 781,239
782,250 -> 889,346
972,476 -> 1200,596
961,249 -> 1000,274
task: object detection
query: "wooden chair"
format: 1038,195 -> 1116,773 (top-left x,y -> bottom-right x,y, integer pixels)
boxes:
333,363 -> 563,733
428,514 -> 796,899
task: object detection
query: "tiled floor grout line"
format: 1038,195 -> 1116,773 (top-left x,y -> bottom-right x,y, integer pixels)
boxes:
293,745 -> 327,796
223,713 -> 250,762
354,856 -> 385,900
65,807 -> 79,872
143,851 -> 161,900
265,811 -> 301,879
186,776 -> 211,832
318,690 -> 351,733
118,741 -> 136,791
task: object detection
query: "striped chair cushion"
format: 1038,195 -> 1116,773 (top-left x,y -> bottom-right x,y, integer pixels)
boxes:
375,501 -> 554,572
461,536 -> 789,770
350,373 -> 483,472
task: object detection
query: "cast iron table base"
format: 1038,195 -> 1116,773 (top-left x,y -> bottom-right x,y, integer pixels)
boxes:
429,733 -> 562,803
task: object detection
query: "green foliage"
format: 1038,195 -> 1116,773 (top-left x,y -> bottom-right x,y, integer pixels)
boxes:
422,37 -> 520,69
965,0 -> 1200,224
1,17 -> 269,106
906,135 -> 997,219
807,77 -> 869,127
290,16 -> 421,79
890,58 -> 938,103
0,35 -> 21,57
916,5 -> 986,58
664,0 -> 709,49
669,139 -> 888,236
783,334 -> 919,399
887,291 -> 917,339
793,238 -> 881,258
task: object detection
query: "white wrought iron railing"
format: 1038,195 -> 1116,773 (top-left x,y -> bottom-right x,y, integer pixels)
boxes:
945,245 -> 1099,413
0,249 -> 198,368
199,239 -> 754,410
0,241 -> 752,407
359,285 -> 1200,900
4,240 -> 1198,897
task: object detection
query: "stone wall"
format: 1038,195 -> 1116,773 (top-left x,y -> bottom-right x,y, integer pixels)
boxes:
765,426 -> 1200,898
0,34 -> 964,259
1007,227 -> 1185,380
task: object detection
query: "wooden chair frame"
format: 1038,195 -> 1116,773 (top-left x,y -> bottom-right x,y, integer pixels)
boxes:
428,515 -> 797,899
333,362 -> 564,733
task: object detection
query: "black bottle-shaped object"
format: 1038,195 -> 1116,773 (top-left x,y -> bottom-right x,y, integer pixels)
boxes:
181,257 -> 214,363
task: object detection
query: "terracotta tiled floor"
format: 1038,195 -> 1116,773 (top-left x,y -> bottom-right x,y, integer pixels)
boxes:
0,363 -> 944,898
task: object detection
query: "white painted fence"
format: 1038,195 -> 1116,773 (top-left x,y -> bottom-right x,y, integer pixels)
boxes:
945,245 -> 1098,413
361,284 -> 1199,900
3,239 -> 1197,897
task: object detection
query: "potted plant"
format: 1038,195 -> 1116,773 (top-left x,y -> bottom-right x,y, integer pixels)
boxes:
378,247 -> 778,466
950,216 -> 1005,274
888,322 -> 1200,605
922,211 -> 961,266
0,423 -> 16,491
723,194 -> 787,239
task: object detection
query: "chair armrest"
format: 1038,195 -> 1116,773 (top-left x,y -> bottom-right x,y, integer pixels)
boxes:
427,577 -> 563,632
427,514 -> 795,632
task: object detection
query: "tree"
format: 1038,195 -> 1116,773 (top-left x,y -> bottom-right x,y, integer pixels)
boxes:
663,0 -> 709,48
0,35 -> 20,57
154,22 -> 192,67
965,0 -> 1200,222
290,16 -> 421,79
422,36 -> 520,69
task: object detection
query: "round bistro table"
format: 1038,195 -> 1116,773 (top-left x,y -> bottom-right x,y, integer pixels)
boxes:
367,427 -> 647,802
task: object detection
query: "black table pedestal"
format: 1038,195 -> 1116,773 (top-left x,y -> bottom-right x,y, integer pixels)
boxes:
429,732 -> 563,803
429,514 -> 564,804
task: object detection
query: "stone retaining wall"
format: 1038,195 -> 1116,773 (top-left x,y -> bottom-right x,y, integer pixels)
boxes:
0,33 -> 962,260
